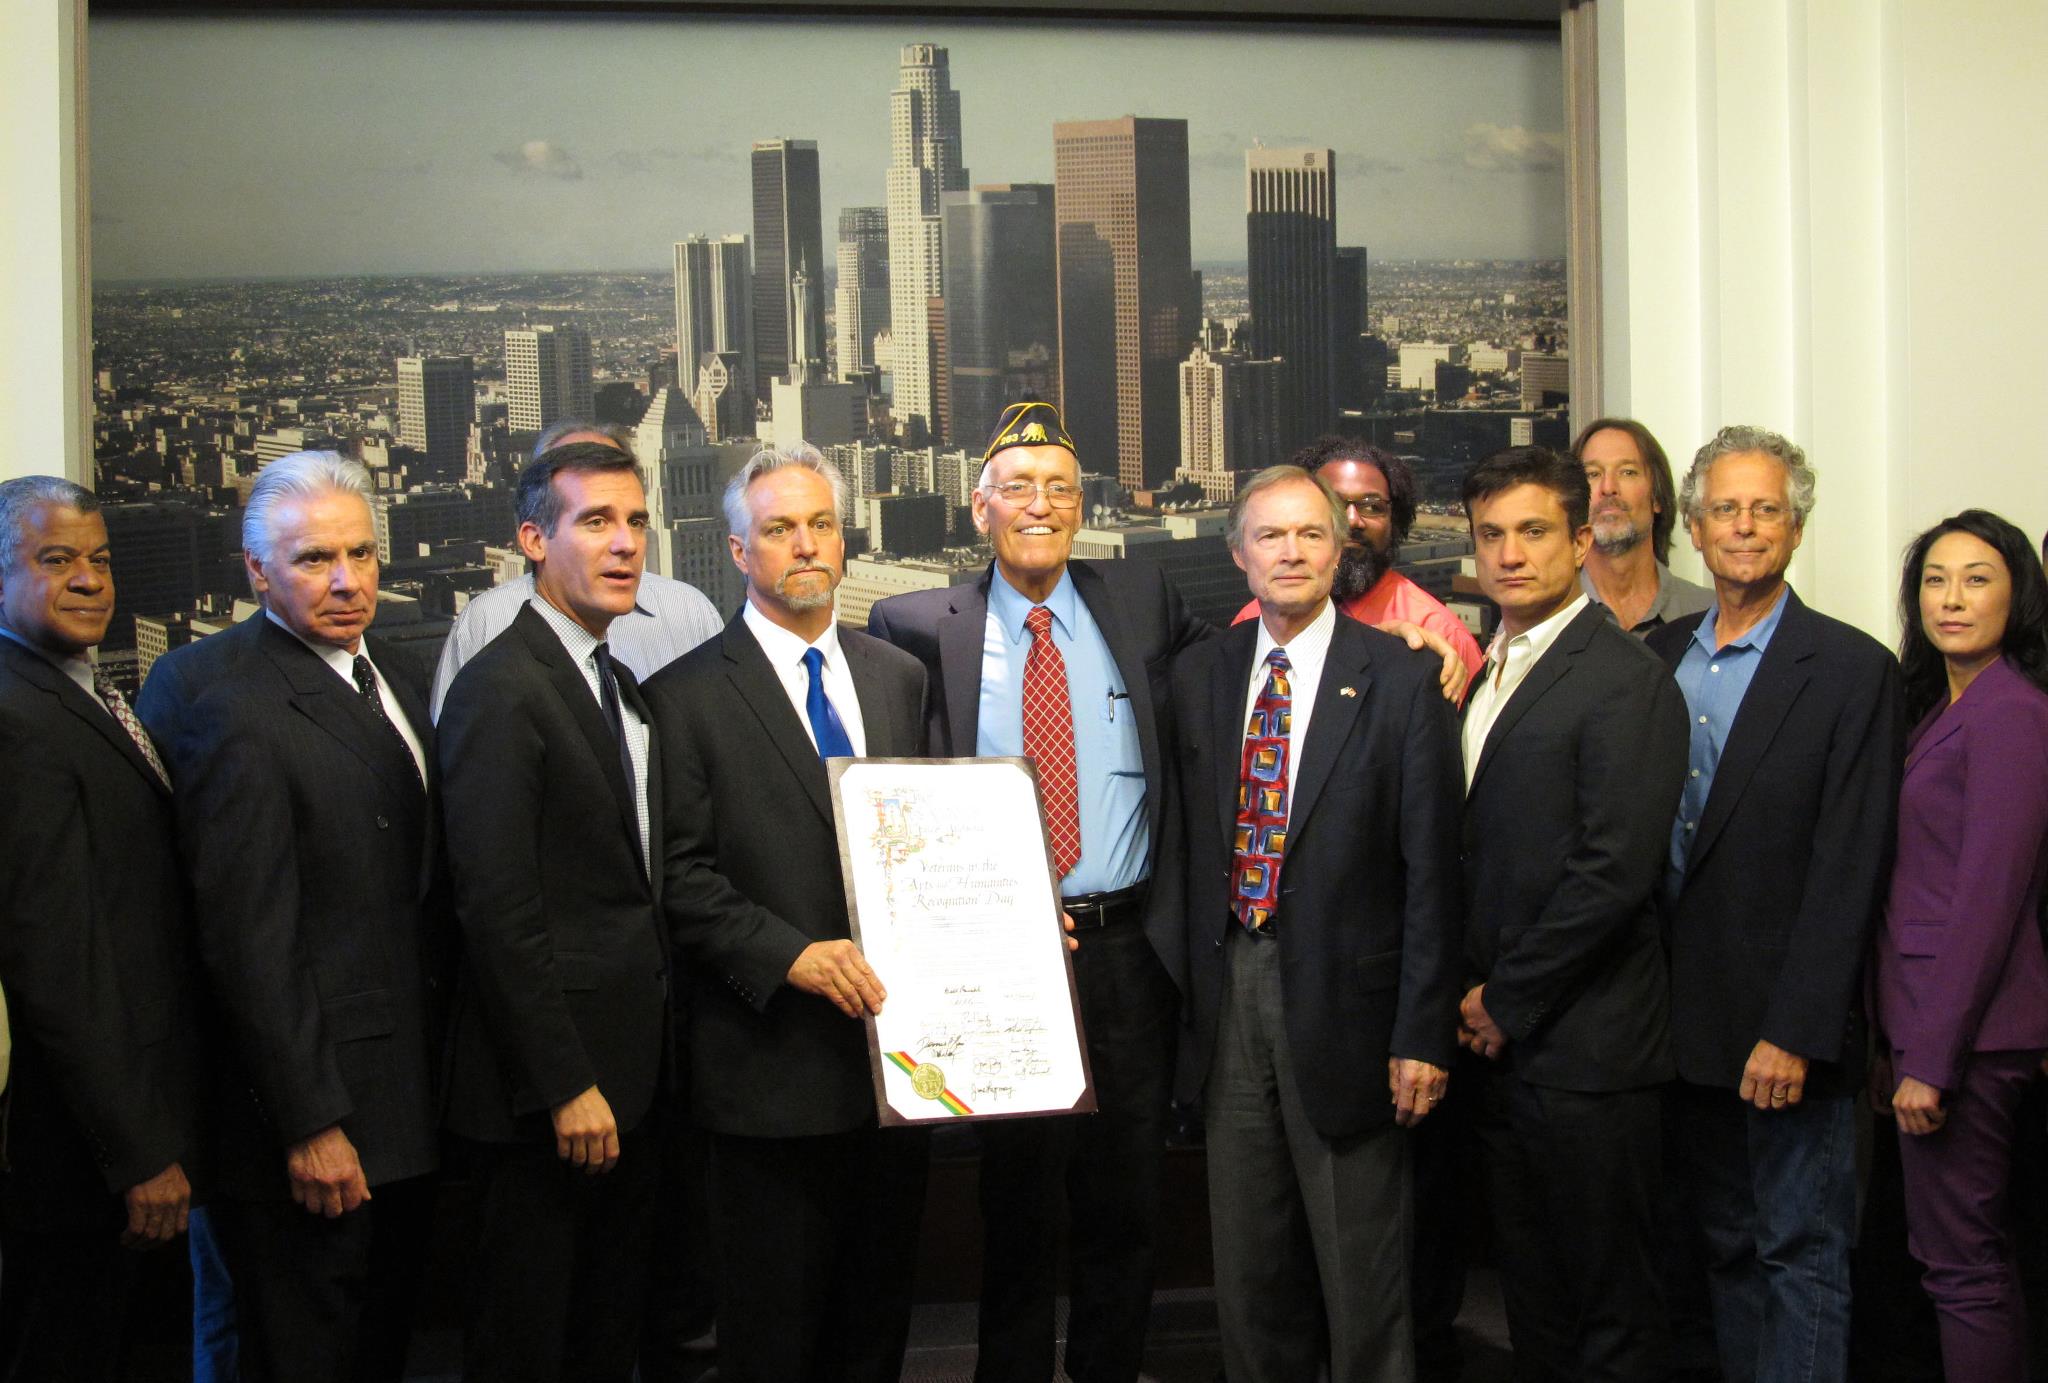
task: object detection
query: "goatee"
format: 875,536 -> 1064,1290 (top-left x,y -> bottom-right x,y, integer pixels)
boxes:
1332,541 -> 1392,603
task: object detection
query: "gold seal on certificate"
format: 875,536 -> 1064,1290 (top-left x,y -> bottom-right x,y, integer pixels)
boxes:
830,758 -> 1097,1125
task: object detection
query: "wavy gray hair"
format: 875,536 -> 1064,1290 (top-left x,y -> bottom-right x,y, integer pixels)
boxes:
722,442 -> 849,540
243,451 -> 373,566
1679,425 -> 1817,527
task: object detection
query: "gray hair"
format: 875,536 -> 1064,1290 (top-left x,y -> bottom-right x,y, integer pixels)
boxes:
1226,465 -> 1347,554
722,442 -> 849,540
533,417 -> 638,462
1680,425 -> 1818,527
243,451 -> 373,566
0,476 -> 99,573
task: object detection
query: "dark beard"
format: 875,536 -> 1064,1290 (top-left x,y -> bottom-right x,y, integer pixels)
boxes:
1332,541 -> 1392,603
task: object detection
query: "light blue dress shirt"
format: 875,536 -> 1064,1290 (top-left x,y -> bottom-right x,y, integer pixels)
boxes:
1668,587 -> 1790,887
977,568 -> 1148,897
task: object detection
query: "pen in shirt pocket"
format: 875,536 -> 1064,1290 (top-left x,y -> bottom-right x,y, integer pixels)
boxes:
1105,689 -> 1132,722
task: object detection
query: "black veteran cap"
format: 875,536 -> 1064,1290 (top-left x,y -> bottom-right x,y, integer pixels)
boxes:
982,400 -> 1077,464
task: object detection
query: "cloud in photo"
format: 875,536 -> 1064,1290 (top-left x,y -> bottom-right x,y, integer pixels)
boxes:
1459,123 -> 1566,172
494,140 -> 584,180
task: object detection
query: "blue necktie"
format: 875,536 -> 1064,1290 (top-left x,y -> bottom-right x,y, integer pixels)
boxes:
803,647 -> 856,760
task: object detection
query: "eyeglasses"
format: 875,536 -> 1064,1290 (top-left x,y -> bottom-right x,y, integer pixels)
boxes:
1703,500 -> 1792,528
985,480 -> 1083,509
1346,497 -> 1392,518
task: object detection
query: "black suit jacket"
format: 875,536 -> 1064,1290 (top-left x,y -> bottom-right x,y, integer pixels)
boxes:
0,638 -> 203,1231
1646,589 -> 1903,1091
866,560 -> 1212,987
1462,603 -> 1689,1093
436,602 -> 669,1145
137,613 -> 448,1198
1169,613 -> 1464,1139
648,614 -> 928,1140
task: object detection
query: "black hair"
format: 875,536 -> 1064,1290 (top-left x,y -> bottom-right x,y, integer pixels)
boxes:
1288,435 -> 1418,543
1461,445 -> 1590,532
1897,508 -> 2048,723
516,441 -> 642,535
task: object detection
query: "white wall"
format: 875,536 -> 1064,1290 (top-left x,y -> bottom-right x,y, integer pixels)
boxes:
1596,0 -> 2048,640
0,0 -> 86,487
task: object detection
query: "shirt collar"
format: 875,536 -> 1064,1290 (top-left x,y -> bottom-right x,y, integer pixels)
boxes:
526,594 -> 603,669
0,623 -> 96,695
989,564 -> 1078,645
1692,585 -> 1790,656
515,572 -> 653,620
1250,596 -> 1338,670
1488,592 -> 1588,663
265,607 -> 368,682
1579,561 -> 1680,620
742,598 -> 843,670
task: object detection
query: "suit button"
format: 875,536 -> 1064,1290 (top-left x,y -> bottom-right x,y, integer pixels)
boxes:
376,815 -> 390,829
1214,939 -> 1224,950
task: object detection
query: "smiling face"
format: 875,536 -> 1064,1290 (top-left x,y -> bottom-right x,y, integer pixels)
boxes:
247,488 -> 380,653
1579,426 -> 1658,556
1469,481 -> 1591,636
973,443 -> 1082,598
0,505 -> 114,657
1919,530 -> 2011,669
1233,476 -> 1340,630
520,466 -> 648,639
1687,450 -> 1804,593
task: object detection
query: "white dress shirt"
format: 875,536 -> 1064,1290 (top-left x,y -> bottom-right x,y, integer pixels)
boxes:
1239,598 -> 1338,822
265,610 -> 429,783
742,600 -> 869,757
1461,593 -> 1588,790
527,597 -> 653,874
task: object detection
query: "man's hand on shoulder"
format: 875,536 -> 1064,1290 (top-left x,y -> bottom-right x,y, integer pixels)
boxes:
1377,619 -> 1472,704
788,940 -> 887,1018
121,1161 -> 192,1247
287,1125 -> 371,1217
552,1085 -> 622,1174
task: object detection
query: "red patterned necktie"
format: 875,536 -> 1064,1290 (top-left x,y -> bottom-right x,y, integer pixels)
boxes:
93,666 -> 170,791
1231,647 -> 1293,932
1022,605 -> 1082,878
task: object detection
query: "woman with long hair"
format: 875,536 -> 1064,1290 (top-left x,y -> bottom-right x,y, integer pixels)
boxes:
1872,508 -> 2048,1382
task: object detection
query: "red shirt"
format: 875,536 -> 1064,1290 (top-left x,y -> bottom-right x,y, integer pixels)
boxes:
1233,570 -> 1485,682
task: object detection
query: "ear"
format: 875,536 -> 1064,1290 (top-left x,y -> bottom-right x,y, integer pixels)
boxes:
971,489 -> 993,537
516,520 -> 548,566
726,532 -> 748,575
1572,524 -> 1594,569
1230,544 -> 1249,575
243,548 -> 270,595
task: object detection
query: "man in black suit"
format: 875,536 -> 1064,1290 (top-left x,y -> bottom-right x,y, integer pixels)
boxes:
0,476 -> 203,1380
648,444 -> 931,1383
1169,464 -> 1463,1383
1645,426 -> 1902,1383
1454,446 -> 1689,1382
137,452 -> 446,1383
866,400 -> 1211,1383
436,440 -> 670,1383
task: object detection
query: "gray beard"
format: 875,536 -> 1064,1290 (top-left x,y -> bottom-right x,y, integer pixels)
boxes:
1332,542 -> 1392,602
1591,514 -> 1647,558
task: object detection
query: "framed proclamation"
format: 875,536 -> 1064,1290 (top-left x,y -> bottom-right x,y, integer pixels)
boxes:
830,757 -> 1096,1125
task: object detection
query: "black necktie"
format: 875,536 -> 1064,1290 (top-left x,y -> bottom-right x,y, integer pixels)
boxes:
352,654 -> 421,783
593,643 -> 637,799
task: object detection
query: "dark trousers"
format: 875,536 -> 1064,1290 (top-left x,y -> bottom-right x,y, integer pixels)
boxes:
1897,1049 -> 2043,1383
1474,1067 -> 1667,1383
459,1130 -> 657,1383
638,1117 -> 718,1383
0,1209 -> 193,1382
710,1124 -> 929,1383
211,1176 -> 433,1383
1409,1054 -> 1478,1383
1204,927 -> 1413,1383
975,918 -> 1178,1383
1672,1080 -> 1858,1383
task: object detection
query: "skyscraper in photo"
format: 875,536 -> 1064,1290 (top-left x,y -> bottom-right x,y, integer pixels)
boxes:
886,43 -> 968,443
1246,147 -> 1337,449
504,325 -> 592,435
1053,115 -> 1197,490
751,139 -> 826,386
674,235 -> 754,427
835,206 -> 891,380
1333,245 -> 1372,413
942,184 -> 1057,449
396,354 -> 475,481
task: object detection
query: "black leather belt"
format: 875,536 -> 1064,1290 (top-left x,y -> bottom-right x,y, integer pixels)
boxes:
1061,885 -> 1147,931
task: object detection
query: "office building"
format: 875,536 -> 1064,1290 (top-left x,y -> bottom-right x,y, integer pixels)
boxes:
1246,147 -> 1336,447
942,183 -> 1057,450
835,206 -> 891,380
1334,246 -> 1372,412
373,486 -> 517,567
1053,116 -> 1196,490
752,139 -> 827,385
504,325 -> 593,434
1179,344 -> 1290,502
396,355 -> 475,483
886,44 -> 968,441
674,235 -> 754,426
1521,351 -> 1570,410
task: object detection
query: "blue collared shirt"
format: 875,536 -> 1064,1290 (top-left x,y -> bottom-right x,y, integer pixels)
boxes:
977,568 -> 1148,897
1668,587 -> 1790,887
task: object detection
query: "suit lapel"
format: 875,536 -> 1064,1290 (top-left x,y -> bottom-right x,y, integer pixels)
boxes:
843,632 -> 897,757
1466,604 -> 1598,794
1285,620 -> 1374,840
937,573 -> 991,754
1904,699 -> 1967,775
0,641 -> 169,796
1211,622 -> 1261,845
722,617 -> 835,826
259,620 -> 421,803
511,606 -> 642,852
1687,594 -> 1815,870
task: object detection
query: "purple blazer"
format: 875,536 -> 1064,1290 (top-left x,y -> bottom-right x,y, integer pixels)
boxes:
1872,655 -> 2048,1091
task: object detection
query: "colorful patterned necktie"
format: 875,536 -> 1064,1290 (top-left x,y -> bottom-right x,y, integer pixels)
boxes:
92,666 -> 170,791
1231,647 -> 1293,932
1022,605 -> 1082,878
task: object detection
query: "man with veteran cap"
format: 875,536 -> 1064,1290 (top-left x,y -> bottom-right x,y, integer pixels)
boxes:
868,399 -> 1208,1382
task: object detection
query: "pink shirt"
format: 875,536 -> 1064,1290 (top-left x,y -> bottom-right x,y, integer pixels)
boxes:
1233,570 -> 1485,683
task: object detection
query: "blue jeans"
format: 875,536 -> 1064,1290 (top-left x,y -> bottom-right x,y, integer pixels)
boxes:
1673,1080 -> 1858,1383
188,1204 -> 239,1383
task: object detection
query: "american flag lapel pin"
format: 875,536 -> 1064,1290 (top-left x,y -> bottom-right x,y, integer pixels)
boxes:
1339,686 -> 1357,698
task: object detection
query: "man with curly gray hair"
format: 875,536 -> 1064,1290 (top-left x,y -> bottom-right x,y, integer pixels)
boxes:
1646,425 -> 1903,1383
